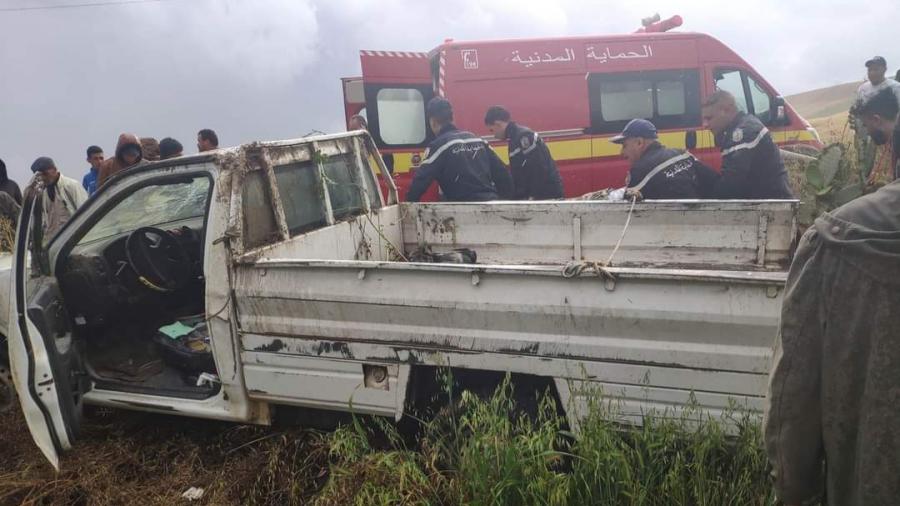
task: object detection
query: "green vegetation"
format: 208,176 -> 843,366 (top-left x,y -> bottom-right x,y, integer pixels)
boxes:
313,376 -> 776,506
0,374 -> 779,505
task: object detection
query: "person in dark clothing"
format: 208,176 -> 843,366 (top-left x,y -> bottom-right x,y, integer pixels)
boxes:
406,98 -> 513,202
159,137 -> 184,160
765,179 -> 900,506
484,106 -> 563,199
702,90 -> 794,199
610,118 -> 704,199
97,133 -> 144,186
141,137 -> 161,161
0,158 -> 23,205
857,87 -> 900,180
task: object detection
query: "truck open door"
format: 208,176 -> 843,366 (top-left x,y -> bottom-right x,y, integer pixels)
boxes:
7,192 -> 88,470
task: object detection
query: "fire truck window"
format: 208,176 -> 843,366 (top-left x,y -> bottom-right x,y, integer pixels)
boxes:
657,80 -> 686,116
588,70 -> 700,133
273,162 -> 328,236
747,75 -> 773,124
376,88 -> 426,145
714,69 -> 749,113
599,80 -> 653,121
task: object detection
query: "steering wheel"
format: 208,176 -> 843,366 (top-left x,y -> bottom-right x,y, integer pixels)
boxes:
125,226 -> 192,293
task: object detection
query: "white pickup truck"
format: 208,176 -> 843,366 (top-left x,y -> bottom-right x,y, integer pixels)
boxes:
2,132 -> 796,469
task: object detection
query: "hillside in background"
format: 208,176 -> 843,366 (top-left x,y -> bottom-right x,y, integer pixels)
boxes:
786,81 -> 859,120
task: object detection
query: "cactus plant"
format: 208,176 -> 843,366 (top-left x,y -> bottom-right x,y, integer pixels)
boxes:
798,143 -> 865,227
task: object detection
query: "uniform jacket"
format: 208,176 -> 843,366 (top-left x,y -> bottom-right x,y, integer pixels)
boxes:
765,180 -> 900,505
97,133 -> 144,187
505,122 -> 564,199
406,124 -> 514,202
626,142 -> 700,199
712,113 -> 794,199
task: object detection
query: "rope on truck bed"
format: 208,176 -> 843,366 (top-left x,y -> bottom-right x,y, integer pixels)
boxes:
562,194 -> 638,280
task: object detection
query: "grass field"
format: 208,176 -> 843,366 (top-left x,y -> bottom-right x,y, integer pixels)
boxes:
0,377 -> 780,506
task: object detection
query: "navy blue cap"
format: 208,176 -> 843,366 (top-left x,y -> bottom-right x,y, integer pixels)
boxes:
31,156 -> 56,173
610,119 -> 658,144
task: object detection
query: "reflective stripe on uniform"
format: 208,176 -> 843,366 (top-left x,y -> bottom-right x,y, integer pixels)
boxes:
628,152 -> 694,192
523,132 -> 540,155
509,132 -> 540,159
420,138 -> 487,165
722,127 -> 769,156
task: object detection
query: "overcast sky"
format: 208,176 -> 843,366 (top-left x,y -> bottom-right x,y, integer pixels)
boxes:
0,0 -> 895,185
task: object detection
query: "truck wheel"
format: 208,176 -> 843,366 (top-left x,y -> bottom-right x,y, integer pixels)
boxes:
0,362 -> 14,414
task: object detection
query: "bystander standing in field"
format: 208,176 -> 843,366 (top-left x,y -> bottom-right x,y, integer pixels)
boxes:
30,157 -> 87,245
82,145 -> 104,196
159,137 -> 184,160
97,133 -> 144,186
0,158 -> 22,205
765,87 -> 900,506
141,137 -> 160,161
855,56 -> 900,105
197,129 -> 219,152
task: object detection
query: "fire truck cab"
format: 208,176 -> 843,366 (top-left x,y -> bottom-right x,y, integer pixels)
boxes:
342,23 -> 820,201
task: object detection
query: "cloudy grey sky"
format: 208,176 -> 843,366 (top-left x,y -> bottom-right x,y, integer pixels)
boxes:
0,0 -> 895,185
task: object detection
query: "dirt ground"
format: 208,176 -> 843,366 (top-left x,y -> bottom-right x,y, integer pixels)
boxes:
0,406 -> 331,506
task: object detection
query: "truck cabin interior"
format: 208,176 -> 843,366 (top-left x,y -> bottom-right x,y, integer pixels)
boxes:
51,173 -> 218,399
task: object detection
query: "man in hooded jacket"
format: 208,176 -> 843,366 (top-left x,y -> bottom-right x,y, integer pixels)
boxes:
765,86 -> 900,506
0,158 -> 22,205
97,133 -> 144,187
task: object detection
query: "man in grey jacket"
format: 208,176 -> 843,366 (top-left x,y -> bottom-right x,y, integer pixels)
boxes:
30,157 -> 87,246
765,94 -> 900,504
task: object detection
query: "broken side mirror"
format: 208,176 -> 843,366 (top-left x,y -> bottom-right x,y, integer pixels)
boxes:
685,130 -> 697,150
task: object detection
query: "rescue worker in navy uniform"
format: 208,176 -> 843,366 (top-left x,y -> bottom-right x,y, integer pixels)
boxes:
611,118 -> 705,199
484,106 -> 564,199
701,90 -> 794,199
406,98 -> 514,202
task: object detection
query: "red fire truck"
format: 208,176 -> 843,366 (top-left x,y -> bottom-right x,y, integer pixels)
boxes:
341,17 -> 821,200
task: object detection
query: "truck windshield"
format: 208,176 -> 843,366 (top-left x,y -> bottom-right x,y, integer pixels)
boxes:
78,176 -> 210,245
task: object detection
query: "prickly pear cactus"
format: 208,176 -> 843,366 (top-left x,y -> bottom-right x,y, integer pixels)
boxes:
798,143 -> 865,227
